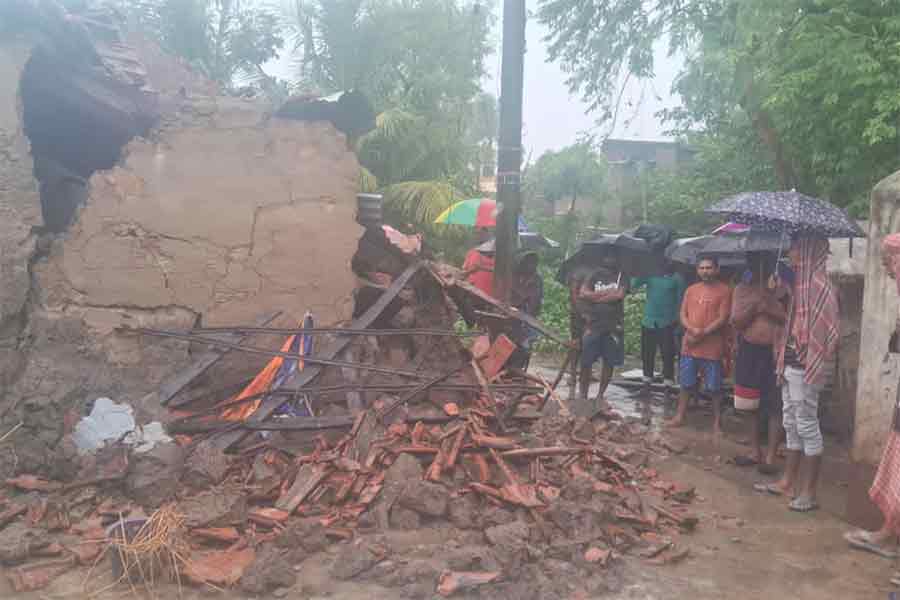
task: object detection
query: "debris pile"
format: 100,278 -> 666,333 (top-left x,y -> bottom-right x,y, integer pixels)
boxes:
0,230 -> 699,597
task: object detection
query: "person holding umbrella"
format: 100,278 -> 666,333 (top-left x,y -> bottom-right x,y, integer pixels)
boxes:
731,252 -> 788,472
754,235 -> 839,512
462,229 -> 495,297
575,253 -> 629,411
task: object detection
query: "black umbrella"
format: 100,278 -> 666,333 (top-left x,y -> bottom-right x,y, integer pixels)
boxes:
702,229 -> 789,254
664,236 -> 745,268
557,233 -> 657,283
706,191 -> 865,238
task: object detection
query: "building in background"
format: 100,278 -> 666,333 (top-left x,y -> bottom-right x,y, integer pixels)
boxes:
601,138 -> 695,227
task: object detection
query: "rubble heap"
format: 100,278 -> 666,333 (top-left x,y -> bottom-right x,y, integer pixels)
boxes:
0,229 -> 698,598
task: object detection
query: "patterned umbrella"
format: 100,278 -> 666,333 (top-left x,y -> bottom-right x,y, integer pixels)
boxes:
434,198 -> 529,230
706,191 -> 865,238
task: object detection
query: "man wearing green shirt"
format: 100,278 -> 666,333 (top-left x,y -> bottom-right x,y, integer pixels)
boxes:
632,266 -> 686,388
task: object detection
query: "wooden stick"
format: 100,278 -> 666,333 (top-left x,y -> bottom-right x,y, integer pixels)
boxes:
501,447 -> 584,459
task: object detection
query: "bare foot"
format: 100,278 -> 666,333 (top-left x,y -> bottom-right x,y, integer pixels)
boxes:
665,416 -> 686,428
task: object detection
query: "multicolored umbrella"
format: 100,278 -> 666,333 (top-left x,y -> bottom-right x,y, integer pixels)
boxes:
434,198 -> 528,230
706,191 -> 864,238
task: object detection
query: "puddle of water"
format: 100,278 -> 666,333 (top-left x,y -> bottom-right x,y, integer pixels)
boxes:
530,363 -> 673,430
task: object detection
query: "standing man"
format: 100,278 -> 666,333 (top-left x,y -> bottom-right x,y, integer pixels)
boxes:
668,256 -> 732,435
758,236 -> 838,512
731,252 -> 787,472
576,254 -> 629,411
632,264 -> 686,390
510,251 -> 544,369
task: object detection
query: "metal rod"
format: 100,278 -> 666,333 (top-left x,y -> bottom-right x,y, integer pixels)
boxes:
189,326 -> 479,337
126,328 -> 423,379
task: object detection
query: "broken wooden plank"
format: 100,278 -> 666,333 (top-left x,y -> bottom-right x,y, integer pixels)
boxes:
448,275 -> 571,346
158,311 -> 281,405
500,447 -> 584,459
471,434 -> 518,450
276,465 -> 329,514
376,363 -> 467,421
211,263 -> 422,451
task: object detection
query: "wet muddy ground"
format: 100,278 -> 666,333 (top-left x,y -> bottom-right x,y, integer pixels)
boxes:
9,360 -> 895,600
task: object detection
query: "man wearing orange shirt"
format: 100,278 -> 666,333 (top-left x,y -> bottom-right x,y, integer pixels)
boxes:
462,236 -> 496,297
668,256 -> 733,436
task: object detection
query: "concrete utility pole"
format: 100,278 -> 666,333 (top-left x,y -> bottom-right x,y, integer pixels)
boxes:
492,0 -> 526,303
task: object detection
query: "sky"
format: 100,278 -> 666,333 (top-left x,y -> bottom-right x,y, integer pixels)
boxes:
265,0 -> 683,158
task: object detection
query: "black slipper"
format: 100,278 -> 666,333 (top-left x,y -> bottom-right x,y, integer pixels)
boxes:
733,455 -> 758,467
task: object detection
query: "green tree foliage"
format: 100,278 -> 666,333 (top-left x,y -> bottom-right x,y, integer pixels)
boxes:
285,0 -> 496,222
116,0 -> 284,89
538,0 -> 900,214
524,142 -> 607,253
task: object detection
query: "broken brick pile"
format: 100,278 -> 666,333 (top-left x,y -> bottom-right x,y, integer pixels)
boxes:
0,236 -> 700,597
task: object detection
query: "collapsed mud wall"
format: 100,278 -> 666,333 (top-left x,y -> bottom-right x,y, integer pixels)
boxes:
0,14 -> 364,475
0,39 -> 41,393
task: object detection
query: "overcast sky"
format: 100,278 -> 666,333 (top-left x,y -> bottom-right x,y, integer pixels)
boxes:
265,0 -> 683,158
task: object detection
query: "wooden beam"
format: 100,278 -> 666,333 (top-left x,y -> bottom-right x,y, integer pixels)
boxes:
158,311 -> 281,406
210,262 -> 422,452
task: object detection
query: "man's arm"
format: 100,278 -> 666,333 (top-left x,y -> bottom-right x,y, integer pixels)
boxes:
730,287 -> 760,332
702,288 -> 732,337
759,293 -> 787,323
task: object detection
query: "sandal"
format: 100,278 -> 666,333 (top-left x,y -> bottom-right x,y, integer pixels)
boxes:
844,530 -> 899,559
734,455 -> 759,467
788,496 -> 819,512
753,482 -> 785,496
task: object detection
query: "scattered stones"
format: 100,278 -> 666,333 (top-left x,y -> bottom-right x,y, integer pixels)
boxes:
397,480 -> 448,518
330,538 -> 390,581
239,547 -> 297,595
390,506 -> 422,530
125,442 -> 185,509
178,485 -> 246,529
183,439 -> 230,489
485,520 -> 530,551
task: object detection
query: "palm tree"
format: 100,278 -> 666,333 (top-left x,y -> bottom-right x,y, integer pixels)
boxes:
282,0 -> 495,223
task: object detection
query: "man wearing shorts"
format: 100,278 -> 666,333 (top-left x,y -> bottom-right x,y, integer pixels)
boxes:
731,252 -> 787,472
668,256 -> 732,436
576,255 -> 629,411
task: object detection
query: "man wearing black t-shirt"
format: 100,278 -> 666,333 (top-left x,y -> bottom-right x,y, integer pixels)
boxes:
575,255 -> 629,411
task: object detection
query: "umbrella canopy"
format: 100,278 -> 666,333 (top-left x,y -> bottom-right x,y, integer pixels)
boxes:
557,233 -> 657,283
434,198 -> 529,230
703,229 -> 789,255
664,236 -> 745,268
706,191 -> 864,238
711,222 -> 750,234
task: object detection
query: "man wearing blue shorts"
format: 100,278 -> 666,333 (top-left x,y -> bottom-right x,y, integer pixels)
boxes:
575,256 -> 629,411
668,257 -> 732,436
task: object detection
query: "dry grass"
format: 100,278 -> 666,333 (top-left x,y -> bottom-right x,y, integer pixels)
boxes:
84,504 -> 190,598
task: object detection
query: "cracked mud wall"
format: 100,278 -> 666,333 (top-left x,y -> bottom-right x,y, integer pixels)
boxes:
42,100 -> 361,327
0,40 -> 41,392
0,45 -> 361,475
